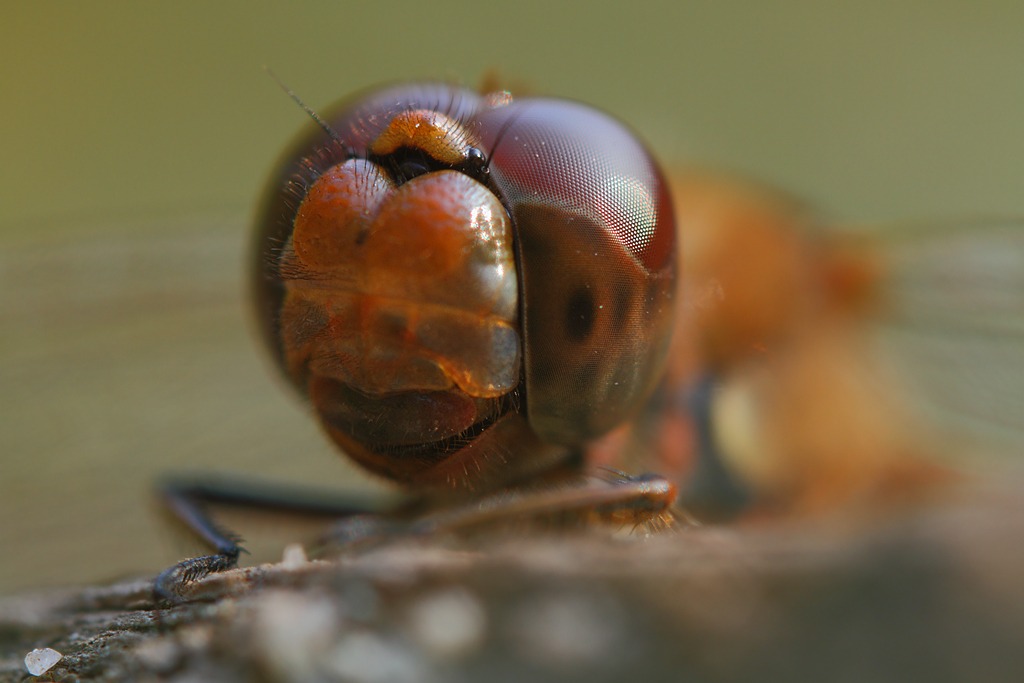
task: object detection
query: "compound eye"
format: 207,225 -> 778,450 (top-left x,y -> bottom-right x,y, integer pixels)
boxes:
479,99 -> 677,445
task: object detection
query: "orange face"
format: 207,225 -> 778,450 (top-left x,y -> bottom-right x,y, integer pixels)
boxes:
253,84 -> 675,495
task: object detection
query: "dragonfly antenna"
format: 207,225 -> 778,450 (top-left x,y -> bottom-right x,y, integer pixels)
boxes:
264,66 -> 347,148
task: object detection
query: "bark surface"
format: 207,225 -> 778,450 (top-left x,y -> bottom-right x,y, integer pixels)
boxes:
2,485 -> 1023,683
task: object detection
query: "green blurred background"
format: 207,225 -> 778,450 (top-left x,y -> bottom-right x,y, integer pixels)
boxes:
2,1 -> 1024,593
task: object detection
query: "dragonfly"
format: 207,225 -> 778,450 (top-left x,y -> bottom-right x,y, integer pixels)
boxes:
152,80 -> 1024,601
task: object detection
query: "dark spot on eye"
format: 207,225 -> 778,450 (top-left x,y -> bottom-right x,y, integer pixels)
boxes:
565,288 -> 595,341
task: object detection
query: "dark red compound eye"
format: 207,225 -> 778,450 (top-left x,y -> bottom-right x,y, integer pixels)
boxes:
476,99 -> 676,445
252,84 -> 676,492
479,99 -> 675,272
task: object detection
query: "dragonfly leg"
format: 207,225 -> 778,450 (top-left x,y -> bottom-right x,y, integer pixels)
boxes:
153,475 -> 390,602
395,470 -> 683,538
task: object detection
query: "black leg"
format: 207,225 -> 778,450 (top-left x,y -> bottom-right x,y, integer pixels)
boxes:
153,475 -> 393,603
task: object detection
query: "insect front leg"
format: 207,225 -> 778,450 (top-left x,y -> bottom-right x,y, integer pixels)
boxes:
153,476 -> 393,602
323,469 -> 686,549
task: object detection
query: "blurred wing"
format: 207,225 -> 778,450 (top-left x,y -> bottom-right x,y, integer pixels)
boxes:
872,219 -> 1024,461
